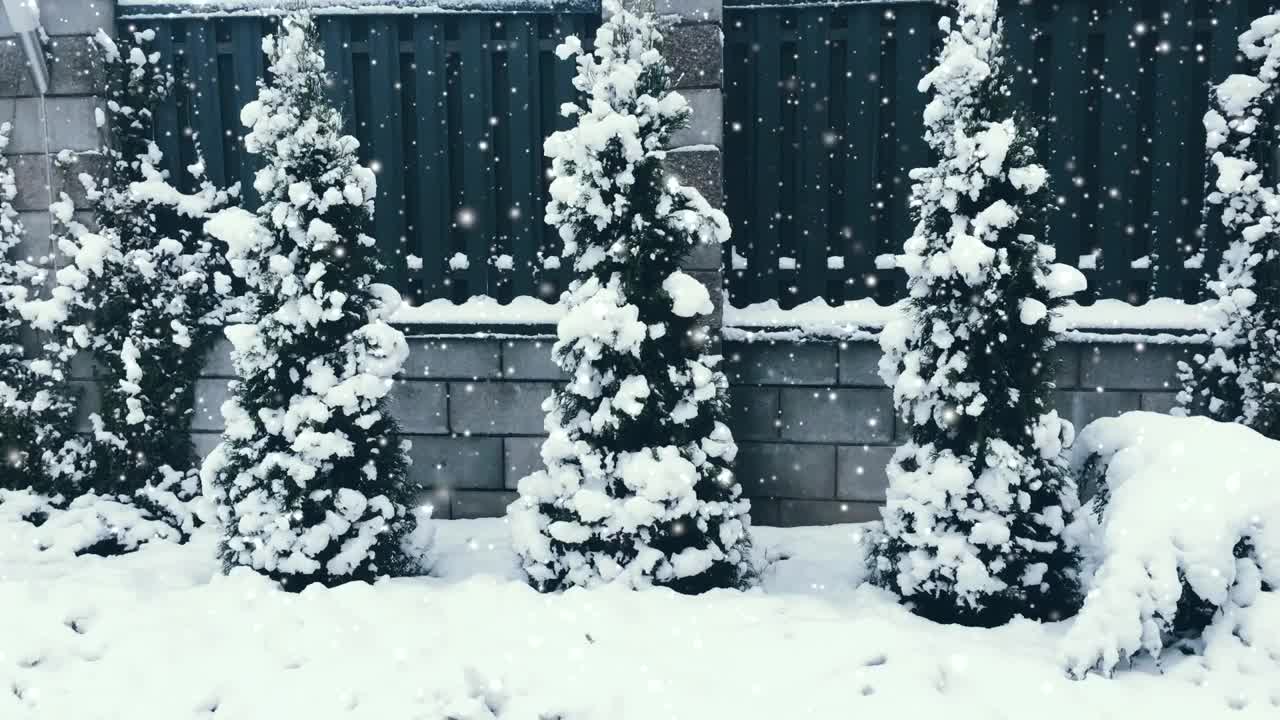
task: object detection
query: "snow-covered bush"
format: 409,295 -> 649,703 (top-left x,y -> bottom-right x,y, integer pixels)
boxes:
869,0 -> 1087,626
507,0 -> 752,594
40,29 -> 233,534
1177,13 -> 1280,441
0,126 -> 87,496
201,13 -> 430,590
1062,412 -> 1280,678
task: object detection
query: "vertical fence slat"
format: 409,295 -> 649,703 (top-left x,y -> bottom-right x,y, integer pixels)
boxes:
1045,2 -> 1088,286
796,8 -> 831,302
185,20 -> 226,188
507,17 -> 540,298
367,17 -> 406,288
413,16 -> 449,300
887,3 -> 932,302
723,27 -> 749,302
844,4 -> 881,301
149,23 -> 183,184
1093,0 -> 1139,301
230,18 -> 263,206
459,17 -> 495,296
1148,0 -> 1194,299
321,17 -> 356,132
751,10 -> 782,304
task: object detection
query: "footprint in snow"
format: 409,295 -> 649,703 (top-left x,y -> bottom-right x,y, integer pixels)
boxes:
863,653 -> 888,667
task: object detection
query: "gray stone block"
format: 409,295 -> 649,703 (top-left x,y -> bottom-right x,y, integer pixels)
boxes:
837,341 -> 883,387
836,445 -> 896,502
68,350 -> 99,380
1079,343 -> 1185,391
664,147 -> 722,208
32,0 -> 113,37
191,431 -> 221,461
4,152 -> 107,211
668,23 -> 721,90
727,386 -> 779,441
686,269 -> 724,329
201,337 -> 236,378
0,97 -> 104,154
191,378 -> 231,432
1055,344 -> 1082,389
451,490 -> 518,520
0,36 -> 103,97
402,337 -> 502,380
725,341 -> 837,385
1055,389 -> 1141,432
777,500 -> 881,528
448,381 -> 553,435
746,497 -> 781,527
12,211 -> 51,261
1140,391 -> 1179,414
69,379 -> 99,432
501,338 -> 564,381
657,0 -> 721,24
405,435 -> 503,490
670,88 -> 722,149
503,436 -> 544,489
388,381 -> 450,434
779,388 -> 893,443
681,239 -> 722,272
734,442 -> 835,499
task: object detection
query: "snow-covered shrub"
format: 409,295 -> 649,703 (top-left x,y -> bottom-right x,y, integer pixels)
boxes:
40,29 -> 233,532
507,0 -> 752,594
0,487 -> 189,556
0,125 -> 88,495
201,13 -> 430,590
1062,412 -> 1280,678
869,0 -> 1087,626
1177,13 -> 1280,441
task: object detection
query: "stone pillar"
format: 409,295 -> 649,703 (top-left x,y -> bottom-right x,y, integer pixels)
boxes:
0,0 -> 110,263
653,0 -> 727,334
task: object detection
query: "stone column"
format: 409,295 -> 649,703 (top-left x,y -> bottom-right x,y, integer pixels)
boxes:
0,0 -> 110,261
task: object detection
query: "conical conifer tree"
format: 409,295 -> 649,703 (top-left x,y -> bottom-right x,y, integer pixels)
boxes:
871,0 -> 1085,626
202,13 -> 429,589
507,1 -> 752,594
1176,15 -> 1280,440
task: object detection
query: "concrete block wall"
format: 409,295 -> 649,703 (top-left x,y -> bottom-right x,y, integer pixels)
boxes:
722,338 -> 1190,526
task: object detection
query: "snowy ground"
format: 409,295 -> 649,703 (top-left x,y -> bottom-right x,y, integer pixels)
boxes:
2,517 -> 1278,719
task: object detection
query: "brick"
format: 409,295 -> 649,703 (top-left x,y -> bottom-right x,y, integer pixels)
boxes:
191,432 -> 221,461
451,490 -> 518,520
191,378 -> 231,432
668,23 -> 721,90
1140,391 -> 1179,414
387,381 -> 450,434
1079,343 -> 1185,391
664,148 -> 722,208
1055,344 -> 1082,389
448,381 -> 553,435
1055,389 -> 1141,432
503,436 -> 545,489
670,88 -> 722,149
202,338 -> 236,378
836,445 -> 896,502
657,0 -> 722,24
414,486 -> 455,519
727,386 -> 779,441
405,436 -> 503,490
747,497 -> 781,527
68,351 -> 99,380
725,341 -> 837,385
0,97 -> 104,154
734,443 -> 835,499
402,337 -> 502,380
69,379 -> 99,432
501,338 -> 564,380
777,500 -> 881,528
779,388 -> 893,443
837,341 -> 883,386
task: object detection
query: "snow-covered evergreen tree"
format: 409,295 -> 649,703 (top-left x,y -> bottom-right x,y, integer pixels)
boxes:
1176,13 -> 1280,440
507,1 -> 752,594
201,13 -> 430,589
870,0 -> 1086,626
0,128 -> 88,495
41,29 -> 234,528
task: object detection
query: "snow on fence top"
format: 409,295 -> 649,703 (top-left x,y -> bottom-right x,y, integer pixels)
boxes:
116,0 -> 598,18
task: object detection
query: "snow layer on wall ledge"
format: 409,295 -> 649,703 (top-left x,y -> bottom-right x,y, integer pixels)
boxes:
117,0 -> 598,18
389,294 -> 1215,344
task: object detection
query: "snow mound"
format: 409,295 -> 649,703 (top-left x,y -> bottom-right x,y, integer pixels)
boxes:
0,489 -> 185,558
1062,412 -> 1280,678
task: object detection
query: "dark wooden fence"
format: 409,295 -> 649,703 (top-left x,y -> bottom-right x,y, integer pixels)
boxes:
118,4 -> 598,305
723,0 -> 1270,308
